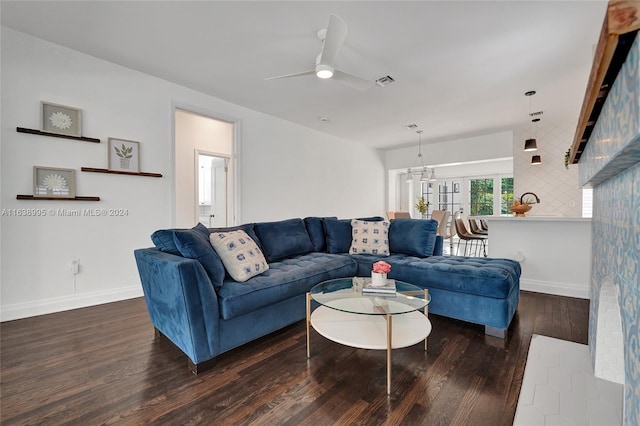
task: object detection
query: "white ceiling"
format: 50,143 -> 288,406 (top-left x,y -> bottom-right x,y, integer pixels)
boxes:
1,1 -> 608,150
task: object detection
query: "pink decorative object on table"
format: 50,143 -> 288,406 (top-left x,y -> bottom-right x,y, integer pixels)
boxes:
371,261 -> 391,287
373,261 -> 391,274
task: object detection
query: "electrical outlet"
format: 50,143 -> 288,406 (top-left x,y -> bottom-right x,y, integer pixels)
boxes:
70,259 -> 79,274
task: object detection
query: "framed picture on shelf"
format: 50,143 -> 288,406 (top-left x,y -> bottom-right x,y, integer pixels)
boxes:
108,138 -> 140,172
33,166 -> 76,198
40,102 -> 82,137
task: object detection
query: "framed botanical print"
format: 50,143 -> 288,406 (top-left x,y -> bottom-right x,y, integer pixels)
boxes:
108,138 -> 140,172
40,102 -> 82,137
33,166 -> 76,198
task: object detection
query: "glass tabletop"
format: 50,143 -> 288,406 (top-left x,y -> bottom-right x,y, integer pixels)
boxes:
310,277 -> 430,315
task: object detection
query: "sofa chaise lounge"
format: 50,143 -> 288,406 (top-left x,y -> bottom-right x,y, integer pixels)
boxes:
134,217 -> 521,373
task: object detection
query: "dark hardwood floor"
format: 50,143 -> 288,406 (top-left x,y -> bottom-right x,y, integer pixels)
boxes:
1,291 -> 589,425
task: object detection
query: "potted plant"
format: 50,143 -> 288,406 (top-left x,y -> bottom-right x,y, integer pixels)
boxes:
415,196 -> 429,219
564,148 -> 571,169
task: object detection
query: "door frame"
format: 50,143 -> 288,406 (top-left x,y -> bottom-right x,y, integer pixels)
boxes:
171,101 -> 241,227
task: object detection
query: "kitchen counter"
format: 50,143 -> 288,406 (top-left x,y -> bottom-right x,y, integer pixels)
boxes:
484,216 -> 591,299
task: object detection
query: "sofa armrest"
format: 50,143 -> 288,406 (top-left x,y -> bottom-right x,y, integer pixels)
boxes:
134,248 -> 221,364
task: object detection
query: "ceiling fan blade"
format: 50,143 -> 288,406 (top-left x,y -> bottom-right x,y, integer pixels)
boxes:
332,70 -> 375,91
264,70 -> 315,80
318,14 -> 347,67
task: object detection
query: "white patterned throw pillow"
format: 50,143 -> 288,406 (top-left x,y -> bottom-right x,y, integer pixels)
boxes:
350,219 -> 390,256
209,230 -> 269,282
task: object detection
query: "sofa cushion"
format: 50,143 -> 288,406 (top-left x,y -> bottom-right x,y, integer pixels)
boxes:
384,254 -> 520,298
208,223 -> 261,250
151,223 -> 210,255
173,226 -> 226,288
254,218 -> 314,263
350,219 -> 390,255
303,216 -> 336,252
151,229 -> 182,255
389,219 -> 439,257
323,219 -> 352,254
209,230 -> 269,282
216,252 -> 357,320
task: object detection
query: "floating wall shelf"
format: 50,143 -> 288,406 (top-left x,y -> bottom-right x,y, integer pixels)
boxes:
81,167 -> 163,178
16,195 -> 101,201
16,127 -> 100,143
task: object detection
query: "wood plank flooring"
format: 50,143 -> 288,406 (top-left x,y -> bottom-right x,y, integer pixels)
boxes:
0,291 -> 589,425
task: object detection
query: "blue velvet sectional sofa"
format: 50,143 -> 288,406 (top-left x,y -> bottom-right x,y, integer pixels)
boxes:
134,217 -> 521,373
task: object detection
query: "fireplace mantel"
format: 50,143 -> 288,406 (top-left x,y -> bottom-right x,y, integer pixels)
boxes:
570,0 -> 640,164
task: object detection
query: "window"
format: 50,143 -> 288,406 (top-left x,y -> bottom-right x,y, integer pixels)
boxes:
420,181 -> 434,216
469,178 -> 494,215
501,177 -> 514,215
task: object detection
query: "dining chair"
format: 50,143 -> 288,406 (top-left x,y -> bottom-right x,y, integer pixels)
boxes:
430,210 -> 449,236
387,211 -> 411,220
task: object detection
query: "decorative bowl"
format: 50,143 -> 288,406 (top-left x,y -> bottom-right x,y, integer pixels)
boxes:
509,204 -> 532,217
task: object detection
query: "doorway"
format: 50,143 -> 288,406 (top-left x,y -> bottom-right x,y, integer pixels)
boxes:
197,152 -> 228,227
174,108 -> 234,228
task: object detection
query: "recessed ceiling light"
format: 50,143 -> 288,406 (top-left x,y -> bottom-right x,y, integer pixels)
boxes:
319,117 -> 330,123
405,124 -> 418,129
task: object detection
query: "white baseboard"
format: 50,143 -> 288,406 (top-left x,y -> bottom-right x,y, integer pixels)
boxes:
520,278 -> 590,300
0,286 -> 144,322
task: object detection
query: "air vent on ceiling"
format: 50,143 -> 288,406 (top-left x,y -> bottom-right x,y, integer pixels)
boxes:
376,75 -> 396,87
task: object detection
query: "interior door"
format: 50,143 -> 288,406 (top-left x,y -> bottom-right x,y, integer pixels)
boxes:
198,153 -> 228,227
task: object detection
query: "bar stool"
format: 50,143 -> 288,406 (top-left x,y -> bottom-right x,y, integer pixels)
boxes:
454,218 -> 487,257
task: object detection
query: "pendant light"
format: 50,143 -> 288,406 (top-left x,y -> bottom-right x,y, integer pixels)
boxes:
406,130 -> 432,183
524,138 -> 537,151
531,155 -> 542,165
524,91 -> 538,152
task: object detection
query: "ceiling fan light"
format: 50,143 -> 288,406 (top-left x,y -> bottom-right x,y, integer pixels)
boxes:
316,64 -> 334,79
524,138 -> 537,151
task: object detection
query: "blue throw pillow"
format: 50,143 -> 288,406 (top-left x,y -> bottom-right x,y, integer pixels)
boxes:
323,218 -> 353,254
303,216 -> 336,252
254,218 -> 314,262
173,228 -> 226,288
150,223 -> 210,255
151,229 -> 183,255
389,219 -> 439,257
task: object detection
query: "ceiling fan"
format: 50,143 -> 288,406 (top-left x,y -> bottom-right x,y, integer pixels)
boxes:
265,14 -> 375,91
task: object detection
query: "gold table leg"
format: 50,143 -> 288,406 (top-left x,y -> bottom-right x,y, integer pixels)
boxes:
424,289 -> 429,351
386,313 -> 392,395
306,292 -> 311,358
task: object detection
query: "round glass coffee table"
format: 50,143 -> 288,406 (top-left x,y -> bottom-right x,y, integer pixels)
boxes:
306,277 -> 431,394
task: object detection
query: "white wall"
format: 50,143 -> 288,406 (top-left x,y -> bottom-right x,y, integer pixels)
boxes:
0,27 -> 385,320
384,131 -> 514,171
513,119 -> 582,217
